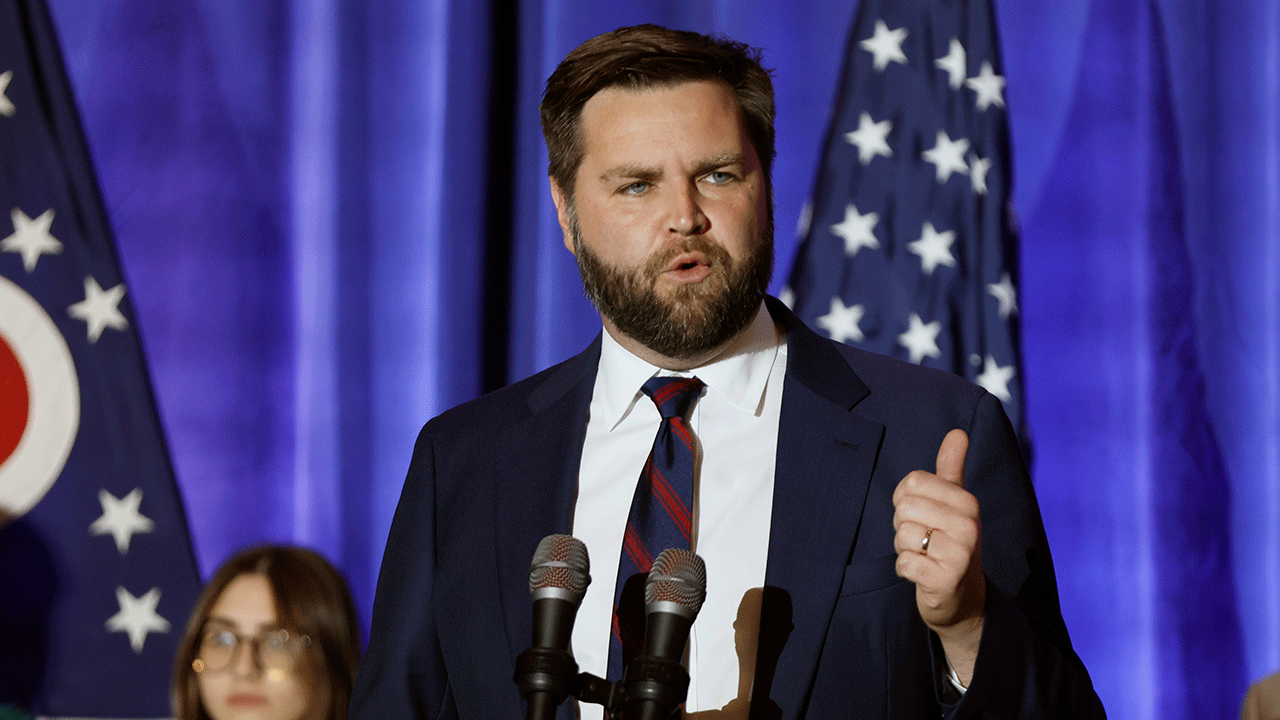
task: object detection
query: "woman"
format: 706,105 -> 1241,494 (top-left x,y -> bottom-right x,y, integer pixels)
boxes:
172,545 -> 360,720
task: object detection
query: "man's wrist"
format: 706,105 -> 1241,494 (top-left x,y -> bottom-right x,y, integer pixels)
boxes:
934,614 -> 984,686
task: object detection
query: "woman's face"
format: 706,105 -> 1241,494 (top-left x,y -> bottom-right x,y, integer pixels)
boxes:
196,573 -> 331,720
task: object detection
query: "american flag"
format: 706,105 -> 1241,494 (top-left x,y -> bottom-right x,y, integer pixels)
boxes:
0,0 -> 200,717
784,0 -> 1026,437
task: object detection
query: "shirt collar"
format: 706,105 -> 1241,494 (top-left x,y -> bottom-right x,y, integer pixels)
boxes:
595,302 -> 784,430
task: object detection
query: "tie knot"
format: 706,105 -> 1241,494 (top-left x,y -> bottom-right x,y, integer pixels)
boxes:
641,376 -> 704,420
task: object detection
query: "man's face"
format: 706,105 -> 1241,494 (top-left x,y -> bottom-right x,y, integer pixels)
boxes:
551,80 -> 773,363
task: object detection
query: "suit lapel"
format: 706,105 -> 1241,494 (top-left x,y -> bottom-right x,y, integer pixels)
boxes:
756,300 -> 885,720
495,337 -> 601,674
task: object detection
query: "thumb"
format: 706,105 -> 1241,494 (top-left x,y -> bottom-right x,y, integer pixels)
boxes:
935,428 -> 968,488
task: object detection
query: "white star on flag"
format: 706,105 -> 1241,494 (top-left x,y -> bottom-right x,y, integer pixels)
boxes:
935,39 -> 967,89
2,207 -> 62,273
830,203 -> 880,256
0,70 -> 14,116
90,488 -> 155,554
778,286 -> 796,309
969,154 -> 991,195
796,200 -> 812,239
908,222 -> 957,274
966,61 -> 1006,110
976,355 -> 1016,402
68,276 -> 128,342
988,272 -> 1018,318
106,586 -> 170,653
898,313 -> 942,364
860,20 -> 907,71
844,112 -> 893,164
816,297 -> 866,343
922,131 -> 971,183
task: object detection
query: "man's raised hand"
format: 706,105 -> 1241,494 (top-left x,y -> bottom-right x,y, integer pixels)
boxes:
892,428 -> 986,684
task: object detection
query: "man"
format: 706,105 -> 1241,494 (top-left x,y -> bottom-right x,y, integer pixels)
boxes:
350,25 -> 1104,719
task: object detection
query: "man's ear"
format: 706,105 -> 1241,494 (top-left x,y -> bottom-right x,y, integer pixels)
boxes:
549,178 -> 575,254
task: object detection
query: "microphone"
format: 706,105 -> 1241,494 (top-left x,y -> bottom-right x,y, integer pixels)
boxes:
625,548 -> 706,720
514,534 -> 591,720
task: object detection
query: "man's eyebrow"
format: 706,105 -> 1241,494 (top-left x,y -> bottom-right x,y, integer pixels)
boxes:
599,153 -> 749,182
696,152 -> 747,172
599,164 -> 662,182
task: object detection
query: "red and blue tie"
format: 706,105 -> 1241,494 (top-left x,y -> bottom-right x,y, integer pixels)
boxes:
608,375 -> 704,681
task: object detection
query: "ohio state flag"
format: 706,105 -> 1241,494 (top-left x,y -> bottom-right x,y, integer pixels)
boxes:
0,0 -> 201,717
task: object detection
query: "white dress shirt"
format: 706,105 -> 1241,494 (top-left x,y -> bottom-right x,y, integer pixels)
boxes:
571,303 -> 788,719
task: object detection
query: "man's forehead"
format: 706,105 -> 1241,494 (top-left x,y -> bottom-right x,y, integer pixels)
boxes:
576,79 -> 749,166
580,78 -> 736,118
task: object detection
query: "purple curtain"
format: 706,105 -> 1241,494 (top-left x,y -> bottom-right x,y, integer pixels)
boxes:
43,0 -> 1280,716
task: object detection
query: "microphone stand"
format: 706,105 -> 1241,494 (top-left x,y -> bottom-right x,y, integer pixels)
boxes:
574,671 -> 623,718
620,655 -> 689,720
571,655 -> 690,720
513,647 -> 580,720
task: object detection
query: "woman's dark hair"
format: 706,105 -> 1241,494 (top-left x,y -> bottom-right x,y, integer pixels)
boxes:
540,23 -> 776,203
171,545 -> 360,720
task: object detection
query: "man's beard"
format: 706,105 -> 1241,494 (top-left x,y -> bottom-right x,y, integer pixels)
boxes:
571,216 -> 774,361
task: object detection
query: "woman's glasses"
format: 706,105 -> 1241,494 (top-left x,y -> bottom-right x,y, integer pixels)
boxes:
192,625 -> 312,674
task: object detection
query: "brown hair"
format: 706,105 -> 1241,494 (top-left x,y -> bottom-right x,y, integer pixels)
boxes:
540,23 -> 776,202
171,545 -> 361,720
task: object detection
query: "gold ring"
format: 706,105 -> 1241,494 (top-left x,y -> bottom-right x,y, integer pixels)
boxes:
921,527 -> 934,556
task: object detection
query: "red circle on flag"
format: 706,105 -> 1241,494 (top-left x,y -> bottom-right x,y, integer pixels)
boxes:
0,275 -> 80,519
0,334 -> 29,466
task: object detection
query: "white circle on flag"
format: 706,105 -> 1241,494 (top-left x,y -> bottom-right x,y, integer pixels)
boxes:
0,274 -> 80,519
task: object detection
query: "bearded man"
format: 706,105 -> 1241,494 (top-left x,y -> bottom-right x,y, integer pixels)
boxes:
351,24 -> 1104,720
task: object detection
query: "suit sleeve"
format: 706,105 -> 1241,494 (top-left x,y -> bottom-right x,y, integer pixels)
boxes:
349,425 -> 456,720
943,391 -> 1107,719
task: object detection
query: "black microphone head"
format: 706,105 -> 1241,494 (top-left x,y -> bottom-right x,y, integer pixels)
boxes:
529,534 -> 590,603
645,548 -> 706,619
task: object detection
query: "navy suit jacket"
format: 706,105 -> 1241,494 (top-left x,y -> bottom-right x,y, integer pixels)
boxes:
350,298 -> 1105,719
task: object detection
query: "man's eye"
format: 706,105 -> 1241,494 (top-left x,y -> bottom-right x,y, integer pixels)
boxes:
621,182 -> 650,195
705,171 -> 734,184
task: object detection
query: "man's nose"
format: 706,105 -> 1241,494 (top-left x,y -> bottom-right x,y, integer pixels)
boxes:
666,183 -> 709,236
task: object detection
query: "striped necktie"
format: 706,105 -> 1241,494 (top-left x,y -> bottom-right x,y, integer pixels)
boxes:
608,375 -> 704,681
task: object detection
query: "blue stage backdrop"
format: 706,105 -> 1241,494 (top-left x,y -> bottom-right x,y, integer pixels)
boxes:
21,0 -> 1280,717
